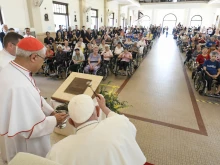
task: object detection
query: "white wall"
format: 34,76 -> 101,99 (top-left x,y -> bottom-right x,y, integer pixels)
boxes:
188,8 -> 216,28
137,3 -> 220,28
0,0 -> 30,29
83,0 -> 104,29
121,5 -> 129,27
106,1 -> 119,27
33,0 -> 54,33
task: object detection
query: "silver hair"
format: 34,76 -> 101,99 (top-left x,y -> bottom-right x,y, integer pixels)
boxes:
210,51 -> 219,57
16,46 -> 46,57
57,44 -> 63,49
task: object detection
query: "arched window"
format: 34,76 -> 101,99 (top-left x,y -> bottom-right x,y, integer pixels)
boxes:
137,15 -> 151,28
162,13 -> 177,34
190,15 -> 202,28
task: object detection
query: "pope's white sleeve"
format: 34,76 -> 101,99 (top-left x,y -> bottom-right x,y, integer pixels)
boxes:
41,96 -> 54,116
127,120 -> 137,138
107,111 -> 118,118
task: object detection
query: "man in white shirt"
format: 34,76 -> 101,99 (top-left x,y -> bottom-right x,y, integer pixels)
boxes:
0,37 -> 68,163
46,94 -> 146,165
23,28 -> 35,38
0,32 -> 23,71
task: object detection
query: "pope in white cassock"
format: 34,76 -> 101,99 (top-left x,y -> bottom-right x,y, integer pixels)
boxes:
46,94 -> 146,165
0,37 -> 68,163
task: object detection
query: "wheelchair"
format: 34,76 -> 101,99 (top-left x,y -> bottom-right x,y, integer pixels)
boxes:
96,60 -> 111,81
41,58 -> 54,76
185,57 -> 197,71
194,69 -> 220,97
65,61 -> 85,78
114,58 -> 134,77
131,51 -> 142,69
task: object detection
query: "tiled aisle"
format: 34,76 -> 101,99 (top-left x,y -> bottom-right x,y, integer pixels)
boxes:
1,35 -> 220,164
119,35 -> 220,165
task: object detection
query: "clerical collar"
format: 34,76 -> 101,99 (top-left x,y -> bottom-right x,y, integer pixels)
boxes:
76,120 -> 99,133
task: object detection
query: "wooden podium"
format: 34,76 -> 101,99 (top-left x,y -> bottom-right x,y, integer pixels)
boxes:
51,72 -> 103,136
51,72 -> 103,103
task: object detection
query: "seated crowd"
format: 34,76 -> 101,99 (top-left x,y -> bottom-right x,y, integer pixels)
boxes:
37,24 -> 153,78
174,23 -> 220,96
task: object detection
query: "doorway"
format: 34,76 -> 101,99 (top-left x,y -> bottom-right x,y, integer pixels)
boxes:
162,13 -> 177,34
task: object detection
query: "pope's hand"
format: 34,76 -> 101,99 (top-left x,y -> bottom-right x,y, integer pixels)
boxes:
96,94 -> 106,110
96,94 -> 111,116
54,113 -> 69,126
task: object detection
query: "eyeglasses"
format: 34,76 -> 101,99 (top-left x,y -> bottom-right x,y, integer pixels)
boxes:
36,54 -> 46,60
30,53 -> 45,60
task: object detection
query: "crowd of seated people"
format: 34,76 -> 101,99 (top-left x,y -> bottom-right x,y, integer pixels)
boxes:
174,23 -> 220,97
37,24 -> 157,78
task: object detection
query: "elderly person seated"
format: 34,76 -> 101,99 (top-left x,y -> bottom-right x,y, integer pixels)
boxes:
46,45 -> 54,59
118,47 -> 132,75
206,37 -> 216,48
129,42 -> 139,59
105,36 -> 112,45
184,45 -> 201,64
63,39 -> 71,52
124,38 -> 133,48
137,38 -> 147,55
74,41 -> 84,54
68,48 -> 85,73
46,94 -> 146,165
92,39 -> 98,48
55,31 -> 63,43
196,47 -> 210,71
101,45 -> 113,64
137,38 -> 146,47
49,45 -> 67,74
114,42 -> 124,58
79,37 -> 86,49
203,51 -> 220,96
145,32 -> 153,41
95,35 -> 102,46
86,43 -> 93,54
99,39 -> 108,52
84,46 -> 101,74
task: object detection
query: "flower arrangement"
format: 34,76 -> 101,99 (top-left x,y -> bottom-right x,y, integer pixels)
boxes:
99,82 -> 131,114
